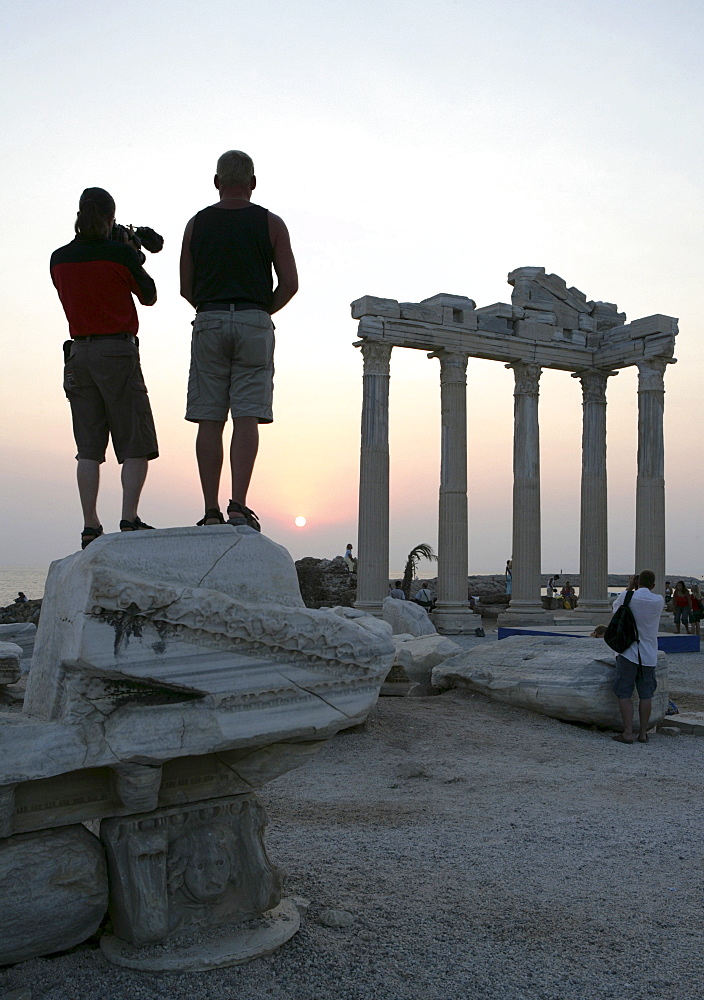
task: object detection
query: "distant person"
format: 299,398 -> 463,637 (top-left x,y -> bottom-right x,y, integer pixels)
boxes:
672,581 -> 692,634
50,187 -> 158,550
610,569 -> 664,744
561,581 -> 576,610
343,544 -> 357,572
505,559 -> 512,595
14,592 -> 28,604
547,575 -> 559,609
665,581 -> 673,604
690,584 -> 702,637
180,150 -> 298,531
389,581 -> 406,600
414,582 -> 434,610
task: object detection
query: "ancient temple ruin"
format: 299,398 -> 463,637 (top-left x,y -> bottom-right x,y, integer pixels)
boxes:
351,266 -> 678,633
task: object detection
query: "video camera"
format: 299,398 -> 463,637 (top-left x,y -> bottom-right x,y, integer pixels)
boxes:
111,223 -> 164,254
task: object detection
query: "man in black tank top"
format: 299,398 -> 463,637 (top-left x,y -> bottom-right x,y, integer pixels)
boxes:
180,150 -> 298,532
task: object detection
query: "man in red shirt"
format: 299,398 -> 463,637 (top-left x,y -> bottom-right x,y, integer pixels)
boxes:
179,150 -> 298,532
51,187 -> 158,549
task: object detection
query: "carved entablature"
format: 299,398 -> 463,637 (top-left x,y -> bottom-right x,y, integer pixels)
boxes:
351,267 -> 678,373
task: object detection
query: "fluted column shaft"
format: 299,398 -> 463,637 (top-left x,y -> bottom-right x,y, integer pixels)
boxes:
507,362 -> 546,615
635,358 -> 669,594
432,352 -> 475,633
574,370 -> 614,616
355,342 -> 392,615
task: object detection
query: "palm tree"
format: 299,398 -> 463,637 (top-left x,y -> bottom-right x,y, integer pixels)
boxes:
401,543 -> 437,599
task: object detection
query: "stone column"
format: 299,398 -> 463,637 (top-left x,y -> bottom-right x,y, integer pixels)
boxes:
499,361 -> 551,624
354,341 -> 392,616
431,351 -> 476,634
573,370 -> 615,619
635,357 -> 671,595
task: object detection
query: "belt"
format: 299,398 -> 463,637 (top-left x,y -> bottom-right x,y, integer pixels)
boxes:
196,301 -> 266,313
72,332 -> 137,344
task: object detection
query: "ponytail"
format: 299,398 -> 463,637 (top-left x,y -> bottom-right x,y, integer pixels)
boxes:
75,187 -> 115,237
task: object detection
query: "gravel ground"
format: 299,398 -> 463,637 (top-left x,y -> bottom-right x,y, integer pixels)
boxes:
2,646 -> 703,1000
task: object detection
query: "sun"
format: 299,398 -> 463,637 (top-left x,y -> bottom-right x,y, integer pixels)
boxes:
294,515 -> 307,527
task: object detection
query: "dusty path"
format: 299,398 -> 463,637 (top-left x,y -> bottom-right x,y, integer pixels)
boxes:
2,658 -> 702,1000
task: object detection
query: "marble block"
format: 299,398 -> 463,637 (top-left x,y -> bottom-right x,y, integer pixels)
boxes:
8,527 -> 392,786
0,643 -> 21,685
399,302 -> 443,324
0,824 -> 108,965
0,624 -> 36,673
382,597 -> 436,637
330,605 -> 394,641
432,636 -> 669,729
350,295 -> 401,320
421,293 -> 476,310
392,634 -> 463,684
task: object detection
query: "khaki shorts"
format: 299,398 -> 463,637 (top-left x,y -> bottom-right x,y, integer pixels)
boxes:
63,338 -> 159,464
185,309 -> 275,423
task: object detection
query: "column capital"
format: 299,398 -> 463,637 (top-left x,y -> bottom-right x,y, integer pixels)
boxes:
506,360 -> 541,397
359,340 -> 392,375
436,351 -> 468,384
636,356 -> 674,391
572,369 -> 617,404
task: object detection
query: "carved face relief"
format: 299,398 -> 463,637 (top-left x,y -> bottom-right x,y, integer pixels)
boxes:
184,840 -> 231,900
168,826 -> 235,903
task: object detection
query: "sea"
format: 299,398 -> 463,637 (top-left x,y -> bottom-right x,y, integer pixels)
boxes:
0,567 -> 636,609
0,567 -> 48,607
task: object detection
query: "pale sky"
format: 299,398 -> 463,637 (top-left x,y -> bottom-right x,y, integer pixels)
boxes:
1,0 -> 702,577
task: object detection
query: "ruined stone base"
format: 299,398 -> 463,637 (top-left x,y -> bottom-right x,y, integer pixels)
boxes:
497,607 -> 553,627
430,605 -> 479,635
100,898 -> 300,971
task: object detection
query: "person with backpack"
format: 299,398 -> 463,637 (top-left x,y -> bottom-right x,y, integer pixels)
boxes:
609,569 -> 664,744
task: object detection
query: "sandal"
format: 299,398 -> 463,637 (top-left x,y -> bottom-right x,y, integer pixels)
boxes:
81,525 -> 103,550
119,516 -> 155,531
226,500 -> 261,532
197,508 -> 225,526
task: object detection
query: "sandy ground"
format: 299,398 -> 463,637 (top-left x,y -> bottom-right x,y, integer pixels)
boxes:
1,646 -> 703,1000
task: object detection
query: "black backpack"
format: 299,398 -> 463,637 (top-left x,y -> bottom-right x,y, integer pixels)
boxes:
604,589 -> 639,655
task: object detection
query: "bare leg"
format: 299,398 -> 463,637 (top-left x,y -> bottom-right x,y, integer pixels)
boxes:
121,457 -> 149,523
230,417 -> 259,508
196,420 -> 226,515
614,698 -> 635,742
77,459 -> 101,528
638,698 -> 652,742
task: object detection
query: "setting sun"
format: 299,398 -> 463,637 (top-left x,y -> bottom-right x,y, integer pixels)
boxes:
294,516 -> 307,527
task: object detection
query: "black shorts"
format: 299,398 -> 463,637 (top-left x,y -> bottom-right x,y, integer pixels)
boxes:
63,338 -> 158,464
613,654 -> 657,700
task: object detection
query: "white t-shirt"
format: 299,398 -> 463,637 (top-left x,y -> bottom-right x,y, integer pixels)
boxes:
612,588 -> 664,666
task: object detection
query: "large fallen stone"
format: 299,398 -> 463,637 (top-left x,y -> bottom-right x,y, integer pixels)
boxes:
331,606 -> 393,642
0,642 -> 22,685
432,635 -> 669,729
0,825 -> 107,965
6,526 -> 393,793
393,634 -> 463,684
0,624 -> 36,673
382,597 -> 436,637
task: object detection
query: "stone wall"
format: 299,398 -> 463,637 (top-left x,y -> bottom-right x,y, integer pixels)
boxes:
295,557 -> 357,609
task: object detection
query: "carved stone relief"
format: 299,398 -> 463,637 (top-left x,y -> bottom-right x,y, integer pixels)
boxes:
101,794 -> 282,947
